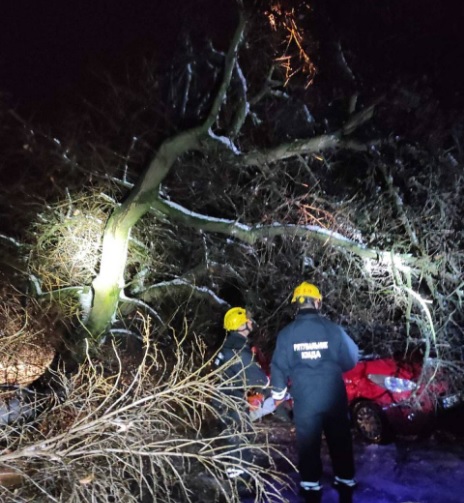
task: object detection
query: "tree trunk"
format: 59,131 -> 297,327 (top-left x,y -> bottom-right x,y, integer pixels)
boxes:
86,132 -> 201,337
86,212 -> 131,337
84,14 -> 248,340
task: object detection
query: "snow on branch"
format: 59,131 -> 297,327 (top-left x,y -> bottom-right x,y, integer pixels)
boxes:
241,105 -> 376,166
201,11 -> 246,132
151,196 -> 438,277
153,197 -> 369,256
137,278 -> 229,307
0,233 -> 22,248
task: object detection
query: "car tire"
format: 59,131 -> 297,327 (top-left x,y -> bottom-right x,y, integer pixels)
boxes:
351,400 -> 391,444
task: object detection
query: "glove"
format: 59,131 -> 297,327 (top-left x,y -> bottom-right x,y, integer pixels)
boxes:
249,396 -> 277,422
274,392 -> 291,407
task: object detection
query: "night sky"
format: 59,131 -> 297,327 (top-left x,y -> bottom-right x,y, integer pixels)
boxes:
1,1 -> 464,117
318,0 -> 464,104
0,0 -> 235,116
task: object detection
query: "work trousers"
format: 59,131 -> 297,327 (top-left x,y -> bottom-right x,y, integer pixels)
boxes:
212,395 -> 256,469
293,407 -> 355,483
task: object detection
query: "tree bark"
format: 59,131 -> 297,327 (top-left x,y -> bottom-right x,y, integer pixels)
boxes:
86,131 -> 201,337
85,14 -> 247,338
84,12 -> 377,340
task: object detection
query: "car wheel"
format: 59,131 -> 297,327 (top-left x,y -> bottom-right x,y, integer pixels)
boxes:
352,400 -> 391,444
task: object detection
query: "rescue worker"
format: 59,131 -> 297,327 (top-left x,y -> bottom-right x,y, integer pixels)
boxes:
270,282 -> 359,500
214,307 -> 276,479
216,307 -> 268,393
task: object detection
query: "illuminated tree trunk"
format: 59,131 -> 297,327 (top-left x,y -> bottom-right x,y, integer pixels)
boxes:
86,216 -> 130,338
84,11 -> 374,341
85,14 -> 246,339
86,132 -> 201,337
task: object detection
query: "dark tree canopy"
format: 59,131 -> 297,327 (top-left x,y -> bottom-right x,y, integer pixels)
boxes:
0,0 -> 462,354
0,2 -> 463,501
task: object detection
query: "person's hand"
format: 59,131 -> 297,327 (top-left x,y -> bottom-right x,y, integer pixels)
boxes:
274,392 -> 291,407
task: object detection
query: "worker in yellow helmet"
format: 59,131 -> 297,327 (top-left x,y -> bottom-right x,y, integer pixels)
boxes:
216,307 -> 274,413
215,306 -> 276,482
270,282 -> 359,500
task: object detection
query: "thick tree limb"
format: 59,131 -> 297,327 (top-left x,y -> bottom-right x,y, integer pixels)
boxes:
105,172 -> 436,277
151,196 -> 436,276
86,14 -> 247,337
138,278 -> 229,307
241,105 -> 375,166
203,11 -> 246,131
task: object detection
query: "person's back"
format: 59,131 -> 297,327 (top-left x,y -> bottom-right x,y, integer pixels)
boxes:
214,307 -> 273,483
216,329 -> 268,398
270,282 -> 359,499
272,309 -> 357,414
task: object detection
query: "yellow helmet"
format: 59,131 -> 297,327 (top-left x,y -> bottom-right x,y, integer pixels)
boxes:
291,282 -> 322,303
224,307 -> 250,331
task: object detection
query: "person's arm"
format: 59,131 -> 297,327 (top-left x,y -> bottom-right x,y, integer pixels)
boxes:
338,327 -> 359,371
240,349 -> 270,389
270,334 -> 289,400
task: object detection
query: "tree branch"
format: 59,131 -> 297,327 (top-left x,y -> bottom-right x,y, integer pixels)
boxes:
201,11 -> 246,132
138,278 -> 229,307
241,105 -> 375,166
150,196 -> 441,279
152,196 -> 378,259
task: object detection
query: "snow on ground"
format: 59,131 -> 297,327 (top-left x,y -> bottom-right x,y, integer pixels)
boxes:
242,406 -> 464,503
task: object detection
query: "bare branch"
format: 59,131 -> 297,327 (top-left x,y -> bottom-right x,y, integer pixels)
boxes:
137,278 -> 229,307
241,105 -> 376,166
202,11 -> 246,132
150,196 -> 434,274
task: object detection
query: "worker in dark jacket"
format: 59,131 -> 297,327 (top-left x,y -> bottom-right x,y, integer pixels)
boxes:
215,307 -> 269,396
214,307 -> 276,479
270,282 -> 359,499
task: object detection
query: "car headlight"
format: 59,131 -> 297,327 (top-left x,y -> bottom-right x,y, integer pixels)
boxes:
368,374 -> 417,392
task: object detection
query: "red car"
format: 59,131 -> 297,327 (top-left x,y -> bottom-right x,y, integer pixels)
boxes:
344,357 -> 462,443
252,347 -> 462,443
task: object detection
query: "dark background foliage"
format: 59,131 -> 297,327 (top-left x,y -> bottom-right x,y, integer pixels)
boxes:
0,0 -> 463,363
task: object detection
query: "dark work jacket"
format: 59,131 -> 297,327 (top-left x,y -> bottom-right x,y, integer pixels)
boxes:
270,310 -> 359,414
215,331 -> 269,398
